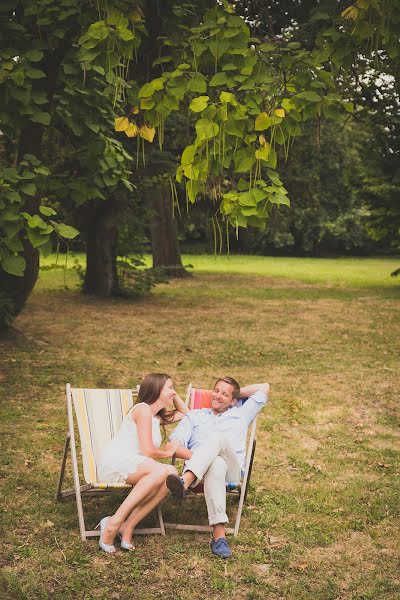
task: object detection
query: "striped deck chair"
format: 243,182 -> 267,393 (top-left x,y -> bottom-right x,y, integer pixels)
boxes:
56,384 -> 165,541
164,384 -> 257,537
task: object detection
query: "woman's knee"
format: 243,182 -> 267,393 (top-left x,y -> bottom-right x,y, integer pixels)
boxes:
148,464 -> 172,485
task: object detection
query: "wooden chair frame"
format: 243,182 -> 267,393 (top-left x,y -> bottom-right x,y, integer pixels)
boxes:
163,384 -> 258,537
56,384 -> 165,541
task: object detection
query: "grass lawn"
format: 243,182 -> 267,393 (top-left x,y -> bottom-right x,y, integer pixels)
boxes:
1,256 -> 399,599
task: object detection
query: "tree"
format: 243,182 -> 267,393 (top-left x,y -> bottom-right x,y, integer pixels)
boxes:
0,0 -> 140,322
1,0 -> 398,328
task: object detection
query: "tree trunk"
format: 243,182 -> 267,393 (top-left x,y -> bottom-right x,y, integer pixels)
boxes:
149,185 -> 189,277
82,200 -> 120,296
1,37 -> 76,328
0,123 -> 43,329
0,237 -> 40,329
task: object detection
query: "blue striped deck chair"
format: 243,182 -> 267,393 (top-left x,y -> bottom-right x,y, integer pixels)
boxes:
164,384 -> 257,537
56,384 -> 165,541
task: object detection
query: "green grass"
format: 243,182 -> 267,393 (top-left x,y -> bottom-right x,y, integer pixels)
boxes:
181,255 -> 400,287
1,256 -> 399,599
39,252 -> 400,287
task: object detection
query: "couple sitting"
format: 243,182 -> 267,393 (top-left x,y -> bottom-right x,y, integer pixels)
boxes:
97,373 -> 269,558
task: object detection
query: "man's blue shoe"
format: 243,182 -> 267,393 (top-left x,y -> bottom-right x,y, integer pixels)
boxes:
210,537 -> 232,559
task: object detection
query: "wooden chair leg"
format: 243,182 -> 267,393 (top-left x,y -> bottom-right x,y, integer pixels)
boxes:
234,436 -> 257,536
244,440 -> 256,504
56,433 -> 71,501
157,505 -> 165,536
66,384 -> 87,541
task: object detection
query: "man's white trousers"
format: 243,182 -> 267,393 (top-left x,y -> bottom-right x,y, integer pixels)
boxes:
183,432 -> 242,526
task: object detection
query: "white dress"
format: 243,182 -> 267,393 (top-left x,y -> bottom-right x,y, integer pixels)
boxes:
97,403 -> 162,484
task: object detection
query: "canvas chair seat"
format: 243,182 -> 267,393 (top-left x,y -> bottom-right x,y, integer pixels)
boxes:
163,384 -> 257,536
56,385 -> 165,540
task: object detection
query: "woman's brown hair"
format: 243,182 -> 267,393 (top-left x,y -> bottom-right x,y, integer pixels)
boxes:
137,373 -> 176,427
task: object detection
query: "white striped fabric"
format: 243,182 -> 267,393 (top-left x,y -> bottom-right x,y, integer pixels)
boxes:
71,388 -> 134,484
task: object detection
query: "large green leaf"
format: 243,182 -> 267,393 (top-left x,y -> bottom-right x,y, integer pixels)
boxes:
25,67 -> 46,79
139,77 -> 165,98
27,229 -> 50,248
2,255 -> 26,276
54,223 -> 79,239
87,21 -> 109,41
238,191 -> 255,206
1,210 -> 21,222
20,183 -> 37,196
25,50 -> 44,62
116,26 -> 135,41
209,38 -> 230,60
296,91 -> 322,102
181,145 -> 196,166
138,82 -> 155,98
255,145 -> 270,161
2,221 -> 21,238
39,238 -> 53,258
188,77 -> 207,93
220,91 -> 237,105
10,87 -> 30,104
195,118 -> 219,140
224,118 -> 246,137
241,206 -> 258,216
209,72 -> 229,86
10,70 -> 25,85
34,166 -> 51,176
39,206 -> 57,216
254,113 -> 272,130
267,169 -> 283,186
31,111 -> 51,125
189,96 -> 209,113
22,213 -> 51,230
4,190 -> 21,203
234,149 -> 256,173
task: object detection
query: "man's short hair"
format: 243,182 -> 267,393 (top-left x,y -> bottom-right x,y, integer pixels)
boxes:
214,376 -> 240,400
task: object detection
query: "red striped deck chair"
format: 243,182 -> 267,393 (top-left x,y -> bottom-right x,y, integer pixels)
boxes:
164,384 -> 257,536
56,384 -> 165,541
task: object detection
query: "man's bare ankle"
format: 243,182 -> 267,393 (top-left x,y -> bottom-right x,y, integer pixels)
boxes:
212,525 -> 226,540
182,471 -> 195,489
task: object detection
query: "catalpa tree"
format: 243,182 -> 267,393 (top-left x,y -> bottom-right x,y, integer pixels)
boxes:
0,0 -> 398,327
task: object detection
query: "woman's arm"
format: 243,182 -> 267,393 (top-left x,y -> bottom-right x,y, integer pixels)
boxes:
133,404 -> 179,459
164,442 -> 193,460
173,393 -> 189,416
170,445 -> 193,460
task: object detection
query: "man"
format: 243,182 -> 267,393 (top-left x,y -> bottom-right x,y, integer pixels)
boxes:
168,377 -> 269,558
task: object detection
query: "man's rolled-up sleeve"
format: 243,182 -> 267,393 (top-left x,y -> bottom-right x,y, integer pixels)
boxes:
239,389 -> 268,425
169,414 -> 193,448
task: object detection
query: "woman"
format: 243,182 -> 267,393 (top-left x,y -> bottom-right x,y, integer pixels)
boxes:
96,373 -> 186,553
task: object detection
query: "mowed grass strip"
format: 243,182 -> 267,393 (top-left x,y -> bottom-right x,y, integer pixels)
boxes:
1,256 -> 399,599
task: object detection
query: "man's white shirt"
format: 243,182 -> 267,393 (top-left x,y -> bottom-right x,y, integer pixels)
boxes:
169,389 -> 268,472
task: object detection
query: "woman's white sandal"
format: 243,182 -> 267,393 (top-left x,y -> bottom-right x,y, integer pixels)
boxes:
118,532 -> 135,551
96,517 -> 116,554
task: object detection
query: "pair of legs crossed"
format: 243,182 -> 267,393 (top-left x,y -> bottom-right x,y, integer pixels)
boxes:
180,433 -> 241,537
102,460 -> 177,546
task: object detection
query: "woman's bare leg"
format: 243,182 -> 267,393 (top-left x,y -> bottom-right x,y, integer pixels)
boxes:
101,460 -> 174,545
119,465 -> 177,544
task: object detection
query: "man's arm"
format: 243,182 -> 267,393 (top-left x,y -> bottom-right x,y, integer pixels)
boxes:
237,383 -> 270,425
239,383 -> 269,398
